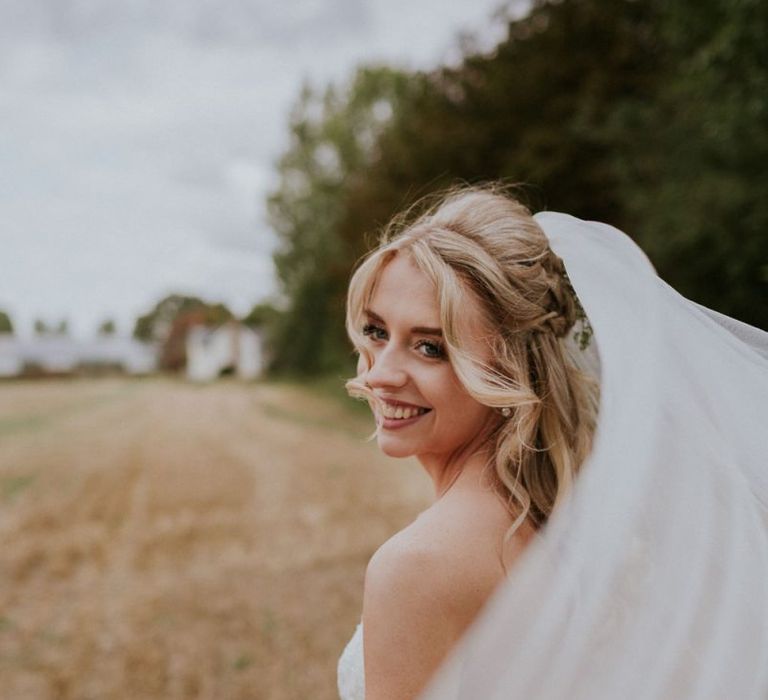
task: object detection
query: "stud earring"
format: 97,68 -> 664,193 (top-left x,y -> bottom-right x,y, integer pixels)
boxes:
500,407 -> 512,418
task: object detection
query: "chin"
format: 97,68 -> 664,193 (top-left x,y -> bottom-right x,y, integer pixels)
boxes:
376,436 -> 416,459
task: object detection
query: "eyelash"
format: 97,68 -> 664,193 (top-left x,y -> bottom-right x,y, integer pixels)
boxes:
361,323 -> 446,360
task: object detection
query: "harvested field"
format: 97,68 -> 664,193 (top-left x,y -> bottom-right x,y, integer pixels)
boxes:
0,378 -> 432,699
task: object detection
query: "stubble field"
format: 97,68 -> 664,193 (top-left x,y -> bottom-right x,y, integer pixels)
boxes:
0,378 -> 432,699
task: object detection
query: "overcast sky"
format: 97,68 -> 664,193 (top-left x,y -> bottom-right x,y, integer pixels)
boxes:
0,0 -> 521,338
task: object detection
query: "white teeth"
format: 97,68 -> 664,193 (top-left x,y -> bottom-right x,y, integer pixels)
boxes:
380,403 -> 429,420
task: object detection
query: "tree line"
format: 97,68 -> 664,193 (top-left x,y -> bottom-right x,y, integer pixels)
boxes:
265,0 -> 768,378
0,296 -> 274,374
4,0 -> 764,378
132,294 -> 277,372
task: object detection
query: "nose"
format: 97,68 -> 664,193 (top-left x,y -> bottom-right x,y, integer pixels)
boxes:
363,343 -> 408,389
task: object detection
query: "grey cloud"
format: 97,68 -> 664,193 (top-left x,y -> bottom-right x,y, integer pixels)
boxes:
0,0 -> 505,337
0,0 -> 372,48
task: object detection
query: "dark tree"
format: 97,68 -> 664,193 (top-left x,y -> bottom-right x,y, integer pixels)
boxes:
267,66 -> 411,375
133,294 -> 235,371
613,0 -> 768,328
98,319 -> 117,336
267,0 -> 767,379
0,310 -> 13,334
133,294 -> 233,343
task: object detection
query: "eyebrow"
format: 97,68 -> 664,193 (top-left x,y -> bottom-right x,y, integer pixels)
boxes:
364,308 -> 443,337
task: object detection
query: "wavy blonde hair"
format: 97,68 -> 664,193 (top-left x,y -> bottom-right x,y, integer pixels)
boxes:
345,185 -> 600,549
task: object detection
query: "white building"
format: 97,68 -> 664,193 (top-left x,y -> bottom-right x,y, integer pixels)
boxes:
0,334 -> 156,377
185,323 -> 264,382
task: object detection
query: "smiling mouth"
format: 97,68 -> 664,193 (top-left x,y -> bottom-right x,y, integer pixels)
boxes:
377,403 -> 432,421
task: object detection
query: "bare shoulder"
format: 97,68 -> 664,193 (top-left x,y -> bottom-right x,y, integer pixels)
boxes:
362,492 -> 531,699
362,528 -> 465,700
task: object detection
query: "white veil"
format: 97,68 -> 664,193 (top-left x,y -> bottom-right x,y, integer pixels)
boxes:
420,212 -> 768,699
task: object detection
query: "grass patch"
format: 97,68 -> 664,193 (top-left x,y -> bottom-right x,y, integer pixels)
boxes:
0,383 -> 141,438
260,607 -> 277,643
325,464 -> 347,479
260,403 -> 365,439
304,374 -> 371,417
262,373 -> 371,418
232,654 -> 254,671
0,415 -> 50,437
1,474 -> 36,501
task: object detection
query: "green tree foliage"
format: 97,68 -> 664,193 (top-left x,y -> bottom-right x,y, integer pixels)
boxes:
240,301 -> 282,372
614,0 -> 768,328
33,319 -> 69,335
98,319 -> 117,336
269,0 -> 767,377
267,66 -> 412,375
344,0 -> 661,228
133,294 -> 234,371
133,294 -> 233,343
0,310 -> 13,334
241,302 -> 281,329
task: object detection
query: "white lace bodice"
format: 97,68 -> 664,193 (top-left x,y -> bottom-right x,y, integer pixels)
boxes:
337,621 -> 365,700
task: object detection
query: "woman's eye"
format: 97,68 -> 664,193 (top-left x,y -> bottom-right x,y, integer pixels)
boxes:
363,323 -> 445,359
416,340 -> 446,359
362,323 -> 387,340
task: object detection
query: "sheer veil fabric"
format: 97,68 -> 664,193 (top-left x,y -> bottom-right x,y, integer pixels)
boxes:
420,212 -> 768,700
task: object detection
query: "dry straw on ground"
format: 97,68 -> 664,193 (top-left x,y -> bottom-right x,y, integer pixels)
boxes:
0,378 -> 431,699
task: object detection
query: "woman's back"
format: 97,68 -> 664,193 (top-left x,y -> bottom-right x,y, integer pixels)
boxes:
354,480 -> 535,699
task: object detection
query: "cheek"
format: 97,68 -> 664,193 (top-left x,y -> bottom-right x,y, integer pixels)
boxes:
444,400 -> 493,432
436,383 -> 493,433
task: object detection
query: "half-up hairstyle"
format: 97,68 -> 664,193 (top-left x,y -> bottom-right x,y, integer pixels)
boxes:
346,185 -> 600,551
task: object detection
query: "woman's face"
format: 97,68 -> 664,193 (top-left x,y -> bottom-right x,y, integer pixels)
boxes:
357,252 -> 496,464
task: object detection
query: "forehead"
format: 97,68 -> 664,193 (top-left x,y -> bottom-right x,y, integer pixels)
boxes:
368,253 -> 439,323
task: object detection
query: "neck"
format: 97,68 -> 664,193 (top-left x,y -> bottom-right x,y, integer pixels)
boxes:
419,447 -> 495,500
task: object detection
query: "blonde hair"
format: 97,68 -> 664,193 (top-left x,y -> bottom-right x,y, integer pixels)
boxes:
345,185 -> 599,548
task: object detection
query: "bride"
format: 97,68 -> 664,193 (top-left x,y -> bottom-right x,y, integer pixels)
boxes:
337,186 -> 768,700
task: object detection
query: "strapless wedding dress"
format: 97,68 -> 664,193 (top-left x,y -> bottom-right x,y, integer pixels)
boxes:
337,621 -> 365,700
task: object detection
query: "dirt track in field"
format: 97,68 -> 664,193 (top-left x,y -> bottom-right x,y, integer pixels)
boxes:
0,378 -> 432,699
